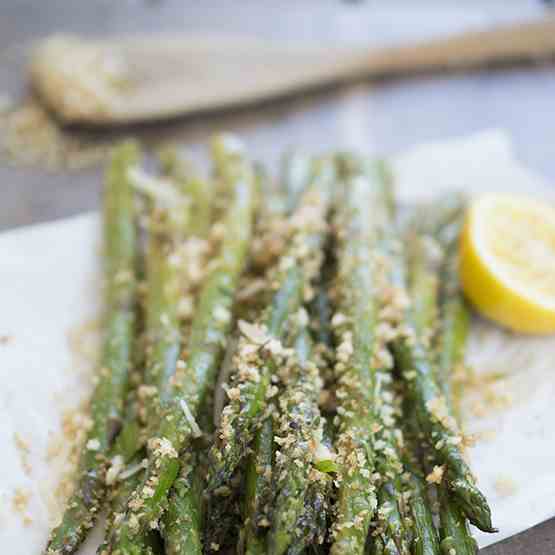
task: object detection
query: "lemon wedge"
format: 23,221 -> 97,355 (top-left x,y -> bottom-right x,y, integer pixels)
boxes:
460,193 -> 555,334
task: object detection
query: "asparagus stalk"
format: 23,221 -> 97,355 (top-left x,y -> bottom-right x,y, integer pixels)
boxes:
285,418 -> 334,555
392,226 -> 442,555
46,142 -> 140,554
368,432 -> 410,555
107,136 -> 257,554
158,145 -> 214,237
390,198 -> 469,555
281,150 -> 313,213
97,453 -> 148,555
268,325 -> 330,555
103,152 -> 212,553
391,234 -> 495,533
243,415 -> 275,555
330,160 -> 394,555
231,157 -> 310,555
100,149 -> 192,549
286,479 -> 329,555
140,203 -> 184,428
413,193 -> 466,239
208,159 -> 335,490
402,453 -> 440,555
204,469 -> 243,554
162,364 -> 217,555
435,220 -> 478,555
278,266 -> 336,555
161,449 -> 204,555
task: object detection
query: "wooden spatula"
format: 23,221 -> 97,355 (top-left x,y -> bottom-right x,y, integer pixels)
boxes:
30,18 -> 555,125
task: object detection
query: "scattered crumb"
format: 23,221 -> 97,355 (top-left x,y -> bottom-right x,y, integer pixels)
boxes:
468,387 -> 513,418
0,97 -> 111,171
0,334 -> 12,345
425,465 -> 445,485
12,488 -> 32,525
13,433 -> 32,476
66,318 -> 101,370
494,475 -> 517,498
44,401 -> 92,522
470,429 -> 496,443
12,488 -> 30,512
458,366 -> 514,419
45,434 -> 64,462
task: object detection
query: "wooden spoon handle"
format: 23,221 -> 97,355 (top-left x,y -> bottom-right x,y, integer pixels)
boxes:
352,17 -> 555,78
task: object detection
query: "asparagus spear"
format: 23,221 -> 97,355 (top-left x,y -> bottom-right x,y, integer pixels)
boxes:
390,197 -> 470,555
435,221 -> 478,555
215,159 -> 333,553
139,204 -> 184,429
107,135 -> 257,554
208,159 -> 335,490
330,160 -> 394,555
277,265 -> 336,555
402,453 -> 440,555
204,468 -> 243,554
97,453 -> 148,555
100,150 -> 193,546
284,418 -> 334,555
281,150 -> 313,213
162,367 -> 216,555
164,358 -> 220,555
104,154 -> 213,553
242,415 -> 275,555
241,154 -> 332,554
45,142 -> 140,554
367,428 -> 410,555
412,193 -> 466,239
268,325 -> 330,555
391,234 -> 495,533
286,478 -> 329,555
161,449 -> 203,555
158,145 -> 214,237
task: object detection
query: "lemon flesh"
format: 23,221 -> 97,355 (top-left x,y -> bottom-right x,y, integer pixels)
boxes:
460,193 -> 555,334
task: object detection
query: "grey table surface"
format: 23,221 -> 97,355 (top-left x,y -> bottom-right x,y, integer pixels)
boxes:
1,1 -> 554,553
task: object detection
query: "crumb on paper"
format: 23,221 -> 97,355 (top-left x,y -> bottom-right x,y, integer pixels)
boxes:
0,97 -> 111,171
44,401 -> 93,522
66,318 -> 101,369
0,334 -> 12,345
13,433 -> 32,476
469,429 -> 496,443
12,488 -> 32,526
457,366 -> 513,419
494,475 -> 517,498
468,387 -> 513,418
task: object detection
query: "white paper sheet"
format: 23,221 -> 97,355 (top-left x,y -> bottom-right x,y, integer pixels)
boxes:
1,130 -> 553,553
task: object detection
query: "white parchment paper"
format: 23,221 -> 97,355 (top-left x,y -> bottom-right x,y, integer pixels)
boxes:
1,130 -> 553,553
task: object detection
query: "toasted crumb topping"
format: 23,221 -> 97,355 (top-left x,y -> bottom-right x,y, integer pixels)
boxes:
425,465 -> 445,485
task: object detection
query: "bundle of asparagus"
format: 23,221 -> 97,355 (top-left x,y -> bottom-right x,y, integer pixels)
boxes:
45,137 -> 494,555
